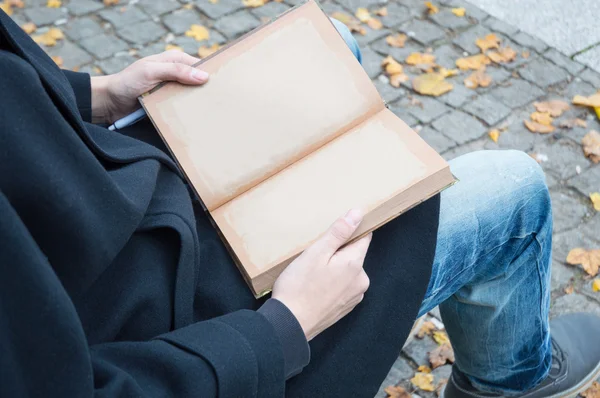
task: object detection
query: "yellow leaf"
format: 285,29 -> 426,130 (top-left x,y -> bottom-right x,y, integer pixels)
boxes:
185,24 -> 210,41
451,7 -> 465,17
355,7 -> 371,23
411,372 -> 435,392
530,112 -> 553,126
389,73 -> 409,87
456,54 -> 490,70
165,44 -> 184,52
93,66 -> 103,74
331,11 -> 355,25
103,0 -> 119,5
375,6 -> 387,16
418,365 -> 432,373
564,284 -> 574,294
476,33 -> 501,52
464,68 -> 492,89
243,0 -> 267,7
47,0 -> 61,7
524,120 -> 555,134
582,382 -> 600,398
573,94 -> 600,108
432,330 -> 450,345
424,1 -> 438,14
488,129 -> 500,143
590,192 -> 600,211
582,130 -> 600,163
534,100 -> 570,117
381,55 -> 401,71
198,43 -> 221,58
406,52 -> 436,66
438,67 -> 458,77
386,33 -> 407,48
32,27 -> 64,47
0,2 -> 13,15
51,55 -> 63,67
413,73 -> 453,97
416,320 -> 436,338
566,248 -> 600,277
9,0 -> 23,7
384,385 -> 412,398
595,107 -> 600,120
593,279 -> 600,292
367,17 -> 382,30
487,46 -> 517,63
429,343 -> 455,369
209,0 -> 219,3
22,22 -> 37,34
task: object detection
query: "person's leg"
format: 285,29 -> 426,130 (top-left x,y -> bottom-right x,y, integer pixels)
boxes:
418,150 -> 553,395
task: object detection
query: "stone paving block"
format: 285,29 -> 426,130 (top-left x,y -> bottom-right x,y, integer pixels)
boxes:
431,364 -> 452,384
320,2 -> 347,17
453,24 -> 492,55
379,3 -> 412,28
463,94 -> 511,126
45,39 -> 93,69
171,29 -> 227,53
354,26 -> 390,47
78,64 -> 103,76
80,33 -> 130,59
433,110 -> 486,144
371,37 -> 424,61
440,0 -> 489,21
99,6 -> 149,27
396,0 -> 428,17
579,68 -> 600,88
429,9 -> 472,31
336,0 -> 384,13
163,8 -> 204,35
138,0 -> 181,16
484,16 -> 518,36
532,137 -> 592,181
440,81 -> 476,108
137,42 -> 169,58
551,293 -> 600,318
283,0 -> 304,6
375,356 -> 415,398
575,45 -> 600,73
581,215 -> 600,244
483,109 -> 542,152
518,58 -> 570,88
389,103 -> 419,127
552,228 -> 599,268
374,76 -> 406,104
489,79 -> 544,108
419,126 -> 457,153
442,137 -> 487,160
403,335 -> 439,366
405,96 -> 449,124
550,258 -> 575,290
117,20 -> 167,45
361,46 -> 383,79
485,66 -> 511,85
214,10 -> 260,39
544,48 -> 585,76
67,0 -> 105,17
97,54 -> 138,75
433,44 -> 463,69
24,6 -> 67,26
400,19 -> 445,46
568,164 -> 600,197
512,31 -> 548,54
550,190 -> 590,233
63,17 -> 104,41
559,78 -> 596,101
195,0 -> 244,19
250,2 -> 290,19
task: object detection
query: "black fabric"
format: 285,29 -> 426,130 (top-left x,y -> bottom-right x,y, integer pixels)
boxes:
0,8 -> 440,398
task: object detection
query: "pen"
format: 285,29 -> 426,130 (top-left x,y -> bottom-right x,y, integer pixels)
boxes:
108,108 -> 147,131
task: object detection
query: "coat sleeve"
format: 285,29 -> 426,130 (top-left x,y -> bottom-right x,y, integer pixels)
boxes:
62,69 -> 92,122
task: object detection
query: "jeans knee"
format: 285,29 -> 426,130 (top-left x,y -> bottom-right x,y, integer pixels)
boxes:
329,18 -> 362,63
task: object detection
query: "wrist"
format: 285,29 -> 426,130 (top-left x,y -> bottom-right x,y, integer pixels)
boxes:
90,75 -> 112,124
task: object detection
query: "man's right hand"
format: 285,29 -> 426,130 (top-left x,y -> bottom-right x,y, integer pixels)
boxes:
272,209 -> 372,341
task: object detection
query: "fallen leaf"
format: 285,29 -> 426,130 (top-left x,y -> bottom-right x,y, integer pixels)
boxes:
582,130 -> 600,163
530,111 -> 553,126
51,55 -> 63,67
438,67 -> 458,77
488,129 -> 500,143
209,0 -> 219,3
534,100 -> 570,117
185,24 -> 209,41
355,7 -> 371,23
165,44 -> 183,52
417,320 -> 436,338
406,52 -> 436,66
348,22 -> 366,35
418,365 -> 432,373
103,0 -> 119,5
564,284 -> 574,294
487,47 -> 517,63
367,17 -> 383,30
456,54 -> 490,70
198,43 -> 221,58
451,7 -> 465,17
591,192 -> 600,211
32,27 -> 64,46
243,0 -> 267,6
560,118 -> 587,129
411,372 -> 435,392
9,0 -> 23,7
425,1 -> 439,14
593,279 -> 600,293
524,120 -> 555,134
47,0 -> 61,7
413,73 -> 453,96
436,379 -> 448,397
573,94 -> 600,108
429,343 -> 455,369
464,68 -> 492,89
522,50 -> 530,58
433,330 -> 450,345
386,33 -> 407,48
331,11 -> 355,25
582,381 -> 600,398
567,248 -> 600,277
476,33 -> 501,52
382,55 -> 403,74
0,2 -> 13,14
92,66 -> 102,74
390,73 -> 409,87
385,385 -> 412,398
21,22 -> 37,34
375,7 -> 388,16
183,2 -> 194,8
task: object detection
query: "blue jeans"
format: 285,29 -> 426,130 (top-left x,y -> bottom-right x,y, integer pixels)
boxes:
333,22 -> 553,396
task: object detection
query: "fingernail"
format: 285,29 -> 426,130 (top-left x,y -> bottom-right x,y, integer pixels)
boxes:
344,208 -> 363,227
191,68 -> 209,81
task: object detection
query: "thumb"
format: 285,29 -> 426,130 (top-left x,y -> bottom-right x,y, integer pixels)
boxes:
144,62 -> 209,85
309,209 -> 363,259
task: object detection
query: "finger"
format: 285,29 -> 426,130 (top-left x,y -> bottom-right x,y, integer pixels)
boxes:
332,233 -> 372,270
150,50 -> 200,66
143,62 -> 209,85
306,209 -> 364,259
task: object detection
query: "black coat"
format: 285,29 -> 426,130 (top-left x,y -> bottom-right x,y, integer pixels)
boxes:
0,9 -> 439,397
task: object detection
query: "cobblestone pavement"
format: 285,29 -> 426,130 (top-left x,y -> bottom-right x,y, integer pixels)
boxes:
4,0 -> 600,396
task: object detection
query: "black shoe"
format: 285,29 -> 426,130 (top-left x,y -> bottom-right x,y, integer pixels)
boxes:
442,313 -> 600,398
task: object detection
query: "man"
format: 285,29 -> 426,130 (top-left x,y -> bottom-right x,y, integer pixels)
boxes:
1,9 -> 599,398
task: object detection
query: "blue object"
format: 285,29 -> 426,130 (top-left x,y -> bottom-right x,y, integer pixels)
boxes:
108,107 -> 147,131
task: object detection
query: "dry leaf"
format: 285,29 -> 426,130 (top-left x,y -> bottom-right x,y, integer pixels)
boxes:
386,33 -> 407,48
488,129 -> 500,143
564,284 -> 574,294
582,381 -> 600,398
436,379 -> 448,397
417,320 -> 436,338
385,385 -> 412,398
464,68 -> 492,89
425,1 -> 439,14
22,22 -> 37,34
103,0 -> 119,5
367,17 -> 383,30
375,6 -> 388,16
534,100 -> 570,117
582,130 -> 600,163
209,0 -> 219,3
573,94 -> 600,108
165,44 -> 183,52
47,0 -> 61,7
51,55 -> 63,67
413,73 -> 453,96
9,0 -> 23,7
476,33 -> 501,52
0,2 -> 13,14
522,50 -> 530,58
593,279 -> 600,292
382,55 -> 403,74
429,343 -> 455,369
451,7 -> 465,17
530,112 -> 553,126
432,330 -> 450,345
243,0 -> 267,7
456,54 -> 490,70
185,24 -> 209,41
524,120 -> 555,134
560,118 -> 587,129
566,248 -> 600,277
487,47 -> 517,64
406,52 -> 436,66
355,7 -> 371,23
198,43 -> 221,58
590,192 -> 600,211
411,372 -> 435,392
390,73 -> 409,87
32,27 -> 64,46
418,365 -> 432,373
331,11 -> 354,25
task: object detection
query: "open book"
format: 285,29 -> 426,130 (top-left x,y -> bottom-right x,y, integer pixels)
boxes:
140,0 -> 456,298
